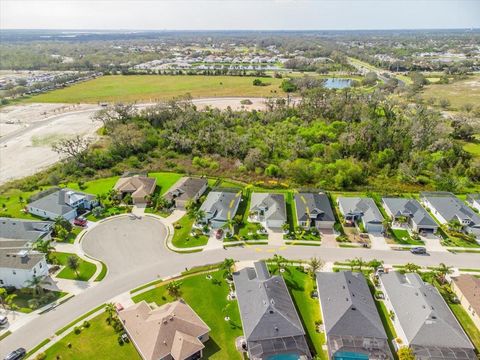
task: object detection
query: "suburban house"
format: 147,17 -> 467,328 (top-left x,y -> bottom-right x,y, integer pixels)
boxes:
420,192 -> 480,238
294,192 -> 335,231
316,271 -> 392,360
379,272 -> 476,360
118,299 -> 210,360
0,217 -> 52,249
27,187 -> 98,221
233,261 -> 311,360
0,249 -> 48,288
164,177 -> 208,210
337,197 -> 384,233
113,175 -> 157,204
382,198 -> 438,234
451,275 -> 480,329
197,191 -> 241,229
249,193 -> 287,229
466,194 -> 480,212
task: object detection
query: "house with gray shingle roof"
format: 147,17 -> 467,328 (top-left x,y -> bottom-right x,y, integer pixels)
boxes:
466,194 -> 480,213
249,193 -> 287,229
0,217 -> 53,249
379,272 -> 476,360
337,197 -> 384,233
316,271 -> 392,360
382,198 -> 438,234
295,192 -> 335,230
164,177 -> 208,210
198,191 -> 241,229
420,192 -> 480,239
233,261 -> 311,360
0,249 -> 48,288
27,187 -> 97,221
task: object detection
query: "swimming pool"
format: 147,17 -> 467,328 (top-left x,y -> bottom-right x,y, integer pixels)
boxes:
266,353 -> 301,360
334,351 -> 369,360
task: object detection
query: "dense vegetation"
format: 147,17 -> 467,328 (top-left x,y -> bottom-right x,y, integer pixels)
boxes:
24,86 -> 476,194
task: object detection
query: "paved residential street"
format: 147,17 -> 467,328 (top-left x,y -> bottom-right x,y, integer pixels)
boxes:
0,215 -> 479,357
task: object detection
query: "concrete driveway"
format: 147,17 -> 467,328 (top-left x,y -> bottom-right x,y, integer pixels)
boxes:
81,215 -> 168,277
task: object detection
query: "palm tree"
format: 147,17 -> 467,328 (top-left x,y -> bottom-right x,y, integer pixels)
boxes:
0,288 -> 6,309
281,223 -> 290,233
24,275 -> 46,297
105,302 -> 116,324
222,218 -> 236,235
404,263 -> 421,273
221,258 -> 235,280
5,294 -> 19,319
34,240 -> 55,261
67,255 -> 80,278
272,254 -> 288,274
435,263 -> 453,284
308,257 -> 324,279
167,281 -> 182,299
368,259 -> 383,271
447,219 -> 463,232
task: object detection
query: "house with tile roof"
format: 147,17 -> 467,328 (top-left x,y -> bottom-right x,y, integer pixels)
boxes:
233,261 -> 311,360
316,271 -> 392,360
451,274 -> 480,330
114,175 -> 157,204
379,272 -> 476,360
118,299 -> 210,360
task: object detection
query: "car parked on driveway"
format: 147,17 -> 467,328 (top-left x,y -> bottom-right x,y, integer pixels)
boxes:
0,315 -> 8,327
73,217 -> 87,227
4,348 -> 26,360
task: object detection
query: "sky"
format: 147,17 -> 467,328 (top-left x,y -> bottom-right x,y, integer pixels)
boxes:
1,0 -> 479,31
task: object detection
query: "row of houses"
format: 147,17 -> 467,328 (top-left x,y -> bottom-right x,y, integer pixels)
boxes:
118,261 -> 480,360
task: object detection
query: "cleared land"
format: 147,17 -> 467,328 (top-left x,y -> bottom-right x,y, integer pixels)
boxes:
422,74 -> 480,109
23,75 -> 285,103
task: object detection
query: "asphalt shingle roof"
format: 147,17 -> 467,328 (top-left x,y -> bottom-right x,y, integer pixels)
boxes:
382,198 -> 437,227
164,177 -> 208,202
0,249 -> 45,270
338,197 -> 384,224
0,217 -> 52,242
199,191 -> 241,223
28,188 -> 95,216
380,272 -> 474,350
250,193 -> 287,222
421,192 -> 480,226
295,193 -> 335,223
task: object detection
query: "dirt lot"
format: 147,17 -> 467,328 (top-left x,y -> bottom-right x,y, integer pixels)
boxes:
0,98 -> 269,185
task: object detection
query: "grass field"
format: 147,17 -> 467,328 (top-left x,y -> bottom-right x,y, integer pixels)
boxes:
51,252 -> 97,281
43,312 -> 141,360
24,75 -> 285,103
389,228 -> 423,246
422,74 -> 480,109
132,270 -> 243,360
171,214 -> 209,248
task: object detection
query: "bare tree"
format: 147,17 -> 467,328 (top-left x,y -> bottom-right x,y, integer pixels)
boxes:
52,135 -> 91,166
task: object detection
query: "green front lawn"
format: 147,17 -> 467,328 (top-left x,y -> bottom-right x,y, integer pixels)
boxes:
42,312 -> 141,360
85,205 -> 131,221
236,222 -> 268,240
285,228 -> 321,241
172,215 -> 209,248
0,188 -> 42,219
132,270 -> 243,360
441,234 -> 480,248
281,267 -> 327,359
51,252 -> 97,281
389,228 -> 423,245
7,288 -> 67,313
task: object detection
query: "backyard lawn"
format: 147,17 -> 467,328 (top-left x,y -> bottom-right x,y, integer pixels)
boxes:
24,75 -> 285,104
388,228 -> 423,245
42,312 -> 141,360
0,188 -> 42,219
172,214 -> 209,248
132,270 -> 243,360
281,267 -> 327,359
51,252 -> 97,281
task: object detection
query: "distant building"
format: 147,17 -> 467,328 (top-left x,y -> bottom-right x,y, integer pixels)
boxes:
233,261 -> 311,360
164,177 -> 208,210
114,175 -> 157,204
420,192 -> 480,239
249,193 -> 287,229
382,198 -> 438,234
316,271 -> 392,360
27,188 -> 97,221
379,272 -> 476,360
198,191 -> 241,229
118,299 -> 210,360
337,197 -> 384,233
0,249 -> 48,288
295,192 -> 335,231
451,275 -> 480,329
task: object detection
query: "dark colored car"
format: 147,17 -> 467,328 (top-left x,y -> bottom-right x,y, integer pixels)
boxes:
4,348 -> 26,360
410,247 -> 427,255
73,217 -> 87,227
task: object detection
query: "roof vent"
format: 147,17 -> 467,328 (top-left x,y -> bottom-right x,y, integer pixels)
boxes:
351,306 -> 357,311
431,315 -> 437,320
274,326 -> 279,331
269,310 -> 274,314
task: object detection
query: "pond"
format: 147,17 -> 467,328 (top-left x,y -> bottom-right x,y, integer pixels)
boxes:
324,78 -> 353,89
